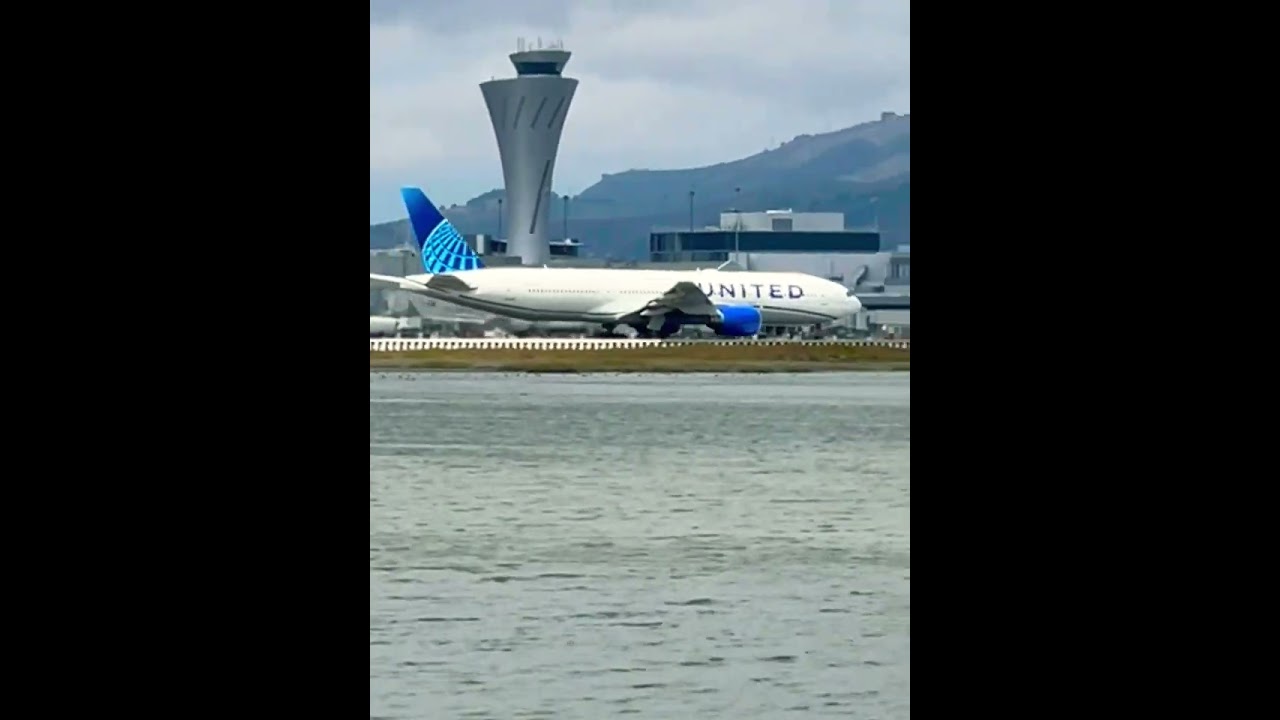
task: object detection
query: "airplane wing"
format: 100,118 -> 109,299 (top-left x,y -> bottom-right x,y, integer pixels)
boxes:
370,272 -> 430,293
371,273 -> 487,322
423,274 -> 476,293
370,272 -> 478,297
593,281 -> 720,323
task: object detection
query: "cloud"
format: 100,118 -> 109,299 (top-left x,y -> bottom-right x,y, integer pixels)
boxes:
369,0 -> 909,221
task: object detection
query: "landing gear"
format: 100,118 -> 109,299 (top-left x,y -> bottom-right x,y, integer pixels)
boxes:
629,324 -> 679,339
592,323 -> 623,338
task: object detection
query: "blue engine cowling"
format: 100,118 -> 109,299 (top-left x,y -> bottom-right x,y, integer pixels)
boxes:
712,304 -> 763,337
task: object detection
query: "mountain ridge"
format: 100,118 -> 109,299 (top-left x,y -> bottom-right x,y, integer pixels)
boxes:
370,112 -> 909,259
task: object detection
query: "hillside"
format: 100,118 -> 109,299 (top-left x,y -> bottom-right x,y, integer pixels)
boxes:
370,112 -> 910,259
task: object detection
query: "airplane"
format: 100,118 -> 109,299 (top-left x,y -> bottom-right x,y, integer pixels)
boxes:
369,187 -> 863,339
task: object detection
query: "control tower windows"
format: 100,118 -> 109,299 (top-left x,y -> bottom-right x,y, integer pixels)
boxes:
515,62 -> 562,76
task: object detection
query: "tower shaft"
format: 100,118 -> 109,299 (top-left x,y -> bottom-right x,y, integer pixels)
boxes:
480,47 -> 577,266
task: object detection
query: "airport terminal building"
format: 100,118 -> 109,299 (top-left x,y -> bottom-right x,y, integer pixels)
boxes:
873,245 -> 910,337
650,209 -> 893,289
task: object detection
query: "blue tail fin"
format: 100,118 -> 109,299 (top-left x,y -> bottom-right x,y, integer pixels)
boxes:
401,187 -> 485,274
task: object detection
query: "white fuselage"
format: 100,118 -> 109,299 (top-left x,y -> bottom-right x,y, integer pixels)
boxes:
406,267 -> 861,327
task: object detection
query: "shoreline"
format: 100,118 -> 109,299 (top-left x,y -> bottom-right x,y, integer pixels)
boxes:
370,344 -> 910,374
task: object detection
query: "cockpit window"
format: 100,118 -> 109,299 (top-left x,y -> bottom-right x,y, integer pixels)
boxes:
846,287 -> 858,297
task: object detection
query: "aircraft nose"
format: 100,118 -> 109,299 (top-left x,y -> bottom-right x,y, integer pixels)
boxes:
846,292 -> 863,315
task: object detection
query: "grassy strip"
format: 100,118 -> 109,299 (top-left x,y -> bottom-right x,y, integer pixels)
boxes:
370,343 -> 910,373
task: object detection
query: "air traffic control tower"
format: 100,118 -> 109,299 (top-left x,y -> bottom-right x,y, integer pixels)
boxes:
481,39 -> 578,266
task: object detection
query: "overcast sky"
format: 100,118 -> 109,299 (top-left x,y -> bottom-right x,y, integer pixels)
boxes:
370,0 -> 910,223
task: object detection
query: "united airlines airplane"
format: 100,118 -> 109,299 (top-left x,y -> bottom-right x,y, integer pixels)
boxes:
369,187 -> 862,338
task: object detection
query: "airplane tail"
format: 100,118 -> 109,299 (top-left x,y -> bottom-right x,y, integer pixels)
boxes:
400,187 -> 486,274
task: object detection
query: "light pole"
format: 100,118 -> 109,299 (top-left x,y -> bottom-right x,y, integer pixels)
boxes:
497,197 -> 503,239
733,186 -> 741,266
563,193 -> 570,242
688,189 -> 694,231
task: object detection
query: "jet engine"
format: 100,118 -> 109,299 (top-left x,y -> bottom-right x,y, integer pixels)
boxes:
711,304 -> 763,337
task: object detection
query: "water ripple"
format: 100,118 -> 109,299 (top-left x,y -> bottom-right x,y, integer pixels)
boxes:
371,372 -> 910,719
